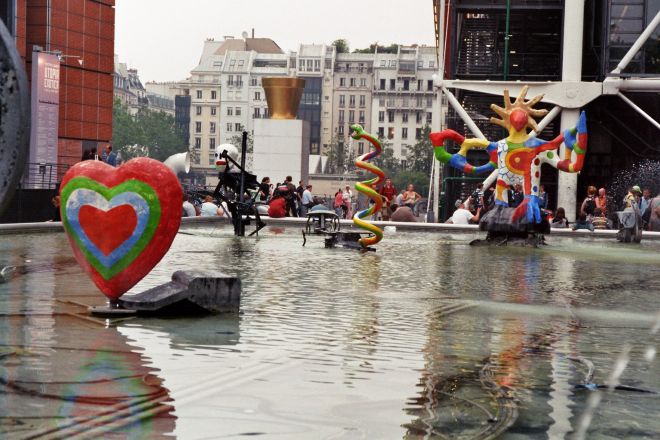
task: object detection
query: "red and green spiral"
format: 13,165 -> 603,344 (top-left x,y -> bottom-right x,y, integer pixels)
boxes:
350,124 -> 385,248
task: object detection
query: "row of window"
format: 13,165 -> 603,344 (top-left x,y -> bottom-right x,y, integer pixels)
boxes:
378,96 -> 434,107
195,90 -> 218,99
377,126 -> 428,140
338,94 -> 367,107
298,58 -> 322,72
378,110 -> 432,123
338,77 -> 369,88
378,78 -> 434,91
378,59 -> 436,69
337,110 -> 366,125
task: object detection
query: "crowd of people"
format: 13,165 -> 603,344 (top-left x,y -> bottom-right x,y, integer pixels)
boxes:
444,181 -> 660,232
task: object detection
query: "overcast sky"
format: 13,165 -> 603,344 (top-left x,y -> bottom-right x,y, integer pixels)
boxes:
114,0 -> 436,83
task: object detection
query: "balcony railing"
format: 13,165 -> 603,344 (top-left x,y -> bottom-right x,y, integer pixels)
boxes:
20,162 -> 70,190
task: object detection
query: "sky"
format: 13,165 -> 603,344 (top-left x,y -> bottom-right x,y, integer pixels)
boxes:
114,0 -> 437,83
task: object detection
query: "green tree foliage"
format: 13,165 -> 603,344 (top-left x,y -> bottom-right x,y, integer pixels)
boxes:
112,98 -> 187,161
406,124 -> 433,175
353,43 -> 400,54
332,39 -> 350,54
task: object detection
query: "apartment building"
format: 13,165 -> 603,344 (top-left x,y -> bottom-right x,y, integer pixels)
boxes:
331,53 -> 374,158
370,45 -> 439,164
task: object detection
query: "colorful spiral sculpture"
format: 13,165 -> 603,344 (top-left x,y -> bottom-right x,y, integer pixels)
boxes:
350,124 -> 385,249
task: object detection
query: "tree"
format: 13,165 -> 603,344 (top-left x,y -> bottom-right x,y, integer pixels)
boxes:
112,98 -> 187,161
406,124 -> 433,175
353,43 -> 399,54
332,39 -> 350,54
372,137 -> 401,176
228,127 -> 254,170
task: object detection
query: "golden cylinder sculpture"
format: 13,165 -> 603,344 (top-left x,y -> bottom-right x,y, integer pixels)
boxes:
262,77 -> 305,120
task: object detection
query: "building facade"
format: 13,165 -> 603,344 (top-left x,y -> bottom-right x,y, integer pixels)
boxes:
2,0 -> 115,170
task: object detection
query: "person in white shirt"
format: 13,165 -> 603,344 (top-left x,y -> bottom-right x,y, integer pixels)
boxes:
182,194 -> 197,217
200,195 -> 221,217
342,185 -> 353,219
448,201 -> 481,224
301,185 -> 315,216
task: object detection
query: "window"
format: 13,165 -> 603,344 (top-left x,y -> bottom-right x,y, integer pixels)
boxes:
380,60 -> 386,67
211,107 -> 217,116
195,122 -> 202,133
390,79 -> 396,90
211,91 -> 217,100
299,59 -> 304,71
236,76 -> 243,87
196,106 -> 202,116
402,97 -> 409,107
306,59 -> 313,71
388,127 -> 394,139
235,107 -> 242,116
264,107 -> 269,118
417,60 -> 423,68
427,80 -> 433,91
349,110 -> 355,123
416,128 -> 422,140
403,79 -> 410,90
314,59 -> 320,71
338,125 -> 344,135
340,78 -> 346,87
358,142 -> 364,155
379,98 -> 385,106
348,95 -> 356,107
426,97 -> 433,108
402,127 -> 408,139
196,90 -> 202,99
388,110 -> 395,123
250,77 -> 258,86
210,122 -> 216,133
380,79 -> 385,90
378,111 -> 384,122
254,91 -> 261,101
194,137 -> 201,148
253,107 -> 261,118
227,123 -> 233,132
417,80 -> 423,91
339,110 -> 345,123
339,95 -> 345,107
416,111 -> 422,123
210,138 -> 216,149
238,60 -> 244,67
349,78 -> 356,87
359,110 -> 365,124
235,123 -> 242,131
416,96 -> 423,107
401,148 -> 408,156
359,95 -> 366,107
389,60 -> 397,68
427,112 -> 432,123
429,61 -> 435,68
228,75 -> 234,86
230,59 -> 236,67
360,78 -> 367,87
227,107 -> 233,116
378,127 -> 384,138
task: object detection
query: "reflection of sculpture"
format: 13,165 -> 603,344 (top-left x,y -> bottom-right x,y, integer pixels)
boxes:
350,124 -> 385,248
60,158 -> 182,301
430,87 -> 587,226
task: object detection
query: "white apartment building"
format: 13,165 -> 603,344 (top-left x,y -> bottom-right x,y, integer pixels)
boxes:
331,53 -> 374,158
370,46 -> 439,164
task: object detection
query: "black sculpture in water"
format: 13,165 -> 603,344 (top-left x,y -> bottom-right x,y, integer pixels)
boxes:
0,20 -> 30,217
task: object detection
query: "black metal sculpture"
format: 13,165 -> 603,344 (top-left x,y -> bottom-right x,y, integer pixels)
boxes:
0,20 -> 30,217
213,132 -> 265,236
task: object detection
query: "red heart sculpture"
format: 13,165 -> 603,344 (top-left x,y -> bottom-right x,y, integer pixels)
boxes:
59,158 -> 183,300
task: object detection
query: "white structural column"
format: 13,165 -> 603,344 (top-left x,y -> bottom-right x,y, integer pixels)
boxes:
558,0 -> 586,222
432,0 -> 446,222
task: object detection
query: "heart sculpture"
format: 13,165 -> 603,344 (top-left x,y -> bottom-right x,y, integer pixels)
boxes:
60,158 -> 183,300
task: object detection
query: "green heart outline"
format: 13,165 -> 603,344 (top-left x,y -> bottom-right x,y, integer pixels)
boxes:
60,177 -> 162,280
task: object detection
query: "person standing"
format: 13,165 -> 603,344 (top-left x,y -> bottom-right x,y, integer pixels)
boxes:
402,184 -> 421,214
509,183 -> 524,208
296,180 -> 305,216
378,178 -> 398,220
102,146 -> 117,167
343,185 -> 353,219
538,185 -> 548,210
639,187 -> 652,216
596,187 -> 608,218
258,177 -> 271,202
300,185 -> 314,216
648,194 -> 660,231
334,188 -> 345,218
580,185 -> 598,220
283,176 -> 298,217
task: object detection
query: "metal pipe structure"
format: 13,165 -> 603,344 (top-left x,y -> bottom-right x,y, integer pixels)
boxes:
611,10 -> 660,74
442,86 -> 487,139
432,0 -> 447,222
557,0 -> 586,222
503,0 -> 511,80
617,92 -> 660,131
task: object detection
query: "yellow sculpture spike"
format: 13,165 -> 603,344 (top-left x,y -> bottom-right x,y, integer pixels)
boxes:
490,86 -> 547,133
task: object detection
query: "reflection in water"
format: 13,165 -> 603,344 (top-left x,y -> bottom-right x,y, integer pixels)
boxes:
0,229 -> 659,438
